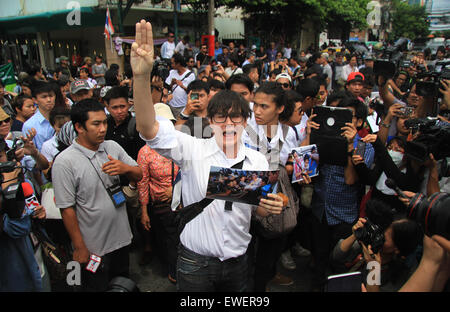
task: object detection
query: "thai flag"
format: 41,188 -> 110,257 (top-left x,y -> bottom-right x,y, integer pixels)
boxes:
104,7 -> 115,40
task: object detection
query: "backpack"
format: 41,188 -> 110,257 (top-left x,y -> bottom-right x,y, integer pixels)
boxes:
245,124 -> 300,238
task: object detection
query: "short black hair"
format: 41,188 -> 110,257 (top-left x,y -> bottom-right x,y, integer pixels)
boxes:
228,54 -> 239,66
313,76 -> 327,88
172,53 -> 186,67
280,90 -> 304,122
225,74 -> 254,93
208,79 -> 226,91
27,64 -> 41,77
207,89 -> 251,121
326,90 -> 347,106
242,63 -> 257,76
49,106 -> 71,127
255,81 -> 286,109
103,86 -> 129,105
391,219 -> 422,257
296,78 -> 319,99
187,80 -> 210,94
12,94 -> 33,114
338,96 -> 368,121
71,99 -> 105,134
110,64 -> 120,72
79,67 -> 89,75
31,80 -> 55,97
105,69 -> 120,86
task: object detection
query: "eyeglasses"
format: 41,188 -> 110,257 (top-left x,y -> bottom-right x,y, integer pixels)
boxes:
212,114 -> 244,124
0,117 -> 11,125
277,82 -> 291,89
151,86 -> 163,92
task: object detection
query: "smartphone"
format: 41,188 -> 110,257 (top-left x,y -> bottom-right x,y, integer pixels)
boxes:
355,140 -> 366,158
326,271 -> 362,292
190,92 -> 199,100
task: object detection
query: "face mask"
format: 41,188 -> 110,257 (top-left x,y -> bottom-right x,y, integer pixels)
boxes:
388,150 -> 404,167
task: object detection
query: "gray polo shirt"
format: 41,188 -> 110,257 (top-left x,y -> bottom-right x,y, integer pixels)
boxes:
52,140 -> 136,256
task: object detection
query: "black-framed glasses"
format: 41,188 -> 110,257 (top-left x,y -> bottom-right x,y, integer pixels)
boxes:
212,114 -> 244,124
277,82 -> 291,89
0,117 -> 11,125
151,86 -> 163,92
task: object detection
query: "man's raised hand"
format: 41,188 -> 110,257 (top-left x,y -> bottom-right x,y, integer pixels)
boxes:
131,19 -> 154,76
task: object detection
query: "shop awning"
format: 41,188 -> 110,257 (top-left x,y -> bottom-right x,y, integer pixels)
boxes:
0,7 -> 105,35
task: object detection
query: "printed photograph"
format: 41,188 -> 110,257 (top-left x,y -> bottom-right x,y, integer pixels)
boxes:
292,144 -> 319,183
206,166 -> 280,205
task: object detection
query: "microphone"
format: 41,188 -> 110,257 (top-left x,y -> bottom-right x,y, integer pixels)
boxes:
385,178 -> 408,199
21,182 -> 40,215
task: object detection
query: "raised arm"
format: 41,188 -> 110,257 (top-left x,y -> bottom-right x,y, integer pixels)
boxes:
131,20 -> 159,140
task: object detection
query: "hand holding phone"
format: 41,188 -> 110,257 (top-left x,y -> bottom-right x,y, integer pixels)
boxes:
355,140 -> 366,158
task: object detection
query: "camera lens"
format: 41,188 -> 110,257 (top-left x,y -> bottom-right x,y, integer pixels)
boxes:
408,192 -> 450,240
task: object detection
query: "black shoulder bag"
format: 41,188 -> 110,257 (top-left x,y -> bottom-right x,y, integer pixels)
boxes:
175,159 -> 245,238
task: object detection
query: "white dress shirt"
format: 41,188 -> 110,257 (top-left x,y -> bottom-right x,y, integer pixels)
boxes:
142,116 -> 269,260
242,113 -> 299,168
161,41 -> 176,59
341,64 -> 359,82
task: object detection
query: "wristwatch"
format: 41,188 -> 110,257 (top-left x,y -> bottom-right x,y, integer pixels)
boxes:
179,111 -> 190,120
379,120 -> 390,128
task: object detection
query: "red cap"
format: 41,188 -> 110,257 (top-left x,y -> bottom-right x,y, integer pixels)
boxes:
347,72 -> 365,83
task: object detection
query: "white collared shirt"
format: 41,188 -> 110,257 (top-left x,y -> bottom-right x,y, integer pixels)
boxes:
242,113 -> 299,168
142,116 -> 269,260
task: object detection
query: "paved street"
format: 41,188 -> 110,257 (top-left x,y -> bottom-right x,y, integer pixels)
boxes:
129,243 -> 314,292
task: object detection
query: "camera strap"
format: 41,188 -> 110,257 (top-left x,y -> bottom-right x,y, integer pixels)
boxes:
85,154 -> 125,209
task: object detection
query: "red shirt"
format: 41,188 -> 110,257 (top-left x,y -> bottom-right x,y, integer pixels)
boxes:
137,145 -> 179,206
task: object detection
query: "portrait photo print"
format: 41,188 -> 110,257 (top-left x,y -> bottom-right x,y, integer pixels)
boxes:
291,144 -> 319,183
206,166 -> 280,205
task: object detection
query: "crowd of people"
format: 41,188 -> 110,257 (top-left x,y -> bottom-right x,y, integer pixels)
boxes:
1,19 -> 450,293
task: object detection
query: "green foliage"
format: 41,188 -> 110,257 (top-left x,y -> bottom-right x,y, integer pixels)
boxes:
391,0 -> 430,40
184,0 -> 370,39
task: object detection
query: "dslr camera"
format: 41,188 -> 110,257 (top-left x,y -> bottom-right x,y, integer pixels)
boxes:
354,218 -> 385,254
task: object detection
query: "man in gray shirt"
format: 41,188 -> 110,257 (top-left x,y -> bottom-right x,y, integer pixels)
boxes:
52,99 -> 142,291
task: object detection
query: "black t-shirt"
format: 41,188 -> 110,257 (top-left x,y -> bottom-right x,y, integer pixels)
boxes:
197,52 -> 211,66
11,119 -> 23,132
105,113 -> 145,185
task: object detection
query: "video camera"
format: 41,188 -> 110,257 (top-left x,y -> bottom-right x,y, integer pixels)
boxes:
0,161 -> 25,219
403,117 -> 450,162
373,38 -> 411,81
151,59 -> 170,82
415,60 -> 450,100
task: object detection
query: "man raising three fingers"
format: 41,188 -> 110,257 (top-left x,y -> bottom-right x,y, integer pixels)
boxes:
131,19 -> 285,292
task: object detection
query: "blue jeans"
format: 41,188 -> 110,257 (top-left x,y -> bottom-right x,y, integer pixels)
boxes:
176,244 -> 248,292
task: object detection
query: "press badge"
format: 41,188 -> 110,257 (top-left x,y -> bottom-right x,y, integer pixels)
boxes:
86,254 -> 102,273
107,183 -> 126,208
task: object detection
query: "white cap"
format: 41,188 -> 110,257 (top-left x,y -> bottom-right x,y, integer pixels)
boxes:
275,73 -> 292,82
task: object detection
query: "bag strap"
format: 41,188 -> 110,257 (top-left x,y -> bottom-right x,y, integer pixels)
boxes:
171,70 -> 193,93
177,158 -> 245,236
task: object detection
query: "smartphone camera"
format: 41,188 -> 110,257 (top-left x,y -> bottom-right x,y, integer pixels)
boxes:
190,92 -> 199,100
